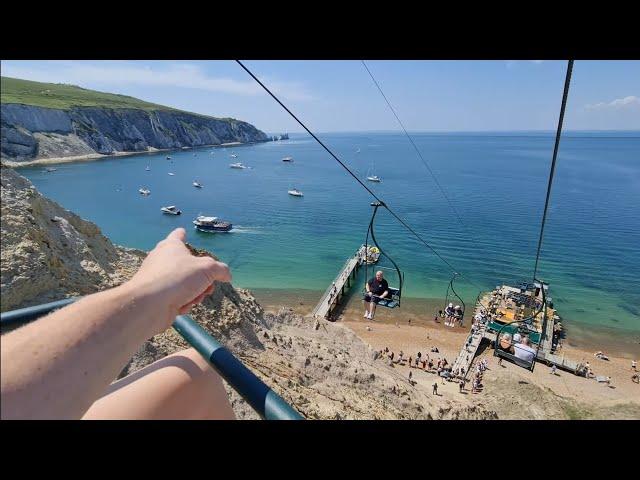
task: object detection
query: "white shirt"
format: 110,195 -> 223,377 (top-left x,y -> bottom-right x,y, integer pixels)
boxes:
514,343 -> 536,363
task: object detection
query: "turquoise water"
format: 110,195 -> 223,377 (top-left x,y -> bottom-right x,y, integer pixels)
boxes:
18,132 -> 640,335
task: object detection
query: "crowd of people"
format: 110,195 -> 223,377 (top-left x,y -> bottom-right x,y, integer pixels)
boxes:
375,345 -> 490,394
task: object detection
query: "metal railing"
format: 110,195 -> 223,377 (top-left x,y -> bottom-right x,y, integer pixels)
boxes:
0,297 -> 303,420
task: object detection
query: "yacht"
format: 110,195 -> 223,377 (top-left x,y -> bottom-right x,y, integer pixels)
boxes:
168,172 -> 175,176
166,156 -> 171,160
282,156 -> 294,162
288,188 -> 304,197
139,188 -> 151,196
230,162 -> 247,169
145,165 -> 151,171
161,205 -> 182,215
193,181 -> 203,188
193,215 -> 233,233
366,158 -> 381,182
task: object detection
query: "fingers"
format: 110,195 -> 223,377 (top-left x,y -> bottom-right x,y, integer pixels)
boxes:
167,228 -> 186,242
198,257 -> 232,284
178,286 -> 215,314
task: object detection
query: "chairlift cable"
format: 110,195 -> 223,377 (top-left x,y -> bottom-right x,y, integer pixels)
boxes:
532,60 -> 573,281
236,59 -> 461,275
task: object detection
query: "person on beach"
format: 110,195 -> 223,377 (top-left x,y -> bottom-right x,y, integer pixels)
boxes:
432,382 -> 438,395
631,360 -> 637,371
550,364 -> 557,375
1,228 -> 235,420
363,271 -> 389,320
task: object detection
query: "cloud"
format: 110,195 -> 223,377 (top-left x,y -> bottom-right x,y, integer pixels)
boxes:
585,95 -> 640,110
0,61 -> 315,102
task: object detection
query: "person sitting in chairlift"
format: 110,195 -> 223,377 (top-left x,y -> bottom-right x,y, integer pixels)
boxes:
363,270 -> 389,320
513,335 -> 536,364
444,303 -> 455,326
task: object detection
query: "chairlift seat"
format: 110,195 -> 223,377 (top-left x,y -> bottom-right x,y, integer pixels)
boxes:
494,349 -> 535,371
363,287 -> 400,309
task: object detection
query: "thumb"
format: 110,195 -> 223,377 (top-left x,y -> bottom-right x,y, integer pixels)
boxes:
167,227 -> 186,242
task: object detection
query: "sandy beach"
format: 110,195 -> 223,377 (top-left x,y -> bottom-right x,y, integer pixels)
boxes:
258,289 -> 640,419
1,141 -> 253,168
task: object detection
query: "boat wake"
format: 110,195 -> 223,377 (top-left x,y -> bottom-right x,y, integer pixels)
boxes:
229,226 -> 266,234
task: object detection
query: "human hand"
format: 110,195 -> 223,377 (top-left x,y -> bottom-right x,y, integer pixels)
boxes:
126,228 -> 231,329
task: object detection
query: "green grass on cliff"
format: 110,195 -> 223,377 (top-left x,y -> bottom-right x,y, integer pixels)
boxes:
1,77 -> 235,122
1,76 -> 178,111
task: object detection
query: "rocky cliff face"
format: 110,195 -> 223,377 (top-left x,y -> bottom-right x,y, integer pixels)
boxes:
0,166 -> 145,310
0,167 -> 498,419
1,104 -> 269,162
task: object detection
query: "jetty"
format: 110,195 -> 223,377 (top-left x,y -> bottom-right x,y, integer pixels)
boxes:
452,285 -> 578,378
312,245 -> 367,320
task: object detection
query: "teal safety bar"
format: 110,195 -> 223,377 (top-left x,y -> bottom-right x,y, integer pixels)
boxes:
1,297 -> 302,420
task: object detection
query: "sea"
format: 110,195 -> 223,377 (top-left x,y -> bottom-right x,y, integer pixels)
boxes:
17,131 -> 640,350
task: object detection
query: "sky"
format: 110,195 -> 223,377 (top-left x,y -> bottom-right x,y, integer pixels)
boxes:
1,60 -> 639,133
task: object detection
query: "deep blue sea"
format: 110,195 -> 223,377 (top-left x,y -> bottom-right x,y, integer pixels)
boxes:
18,131 -> 640,337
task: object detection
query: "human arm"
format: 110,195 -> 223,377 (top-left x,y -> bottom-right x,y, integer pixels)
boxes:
1,228 -> 231,420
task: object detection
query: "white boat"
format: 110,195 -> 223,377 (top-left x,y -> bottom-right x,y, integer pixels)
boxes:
193,181 -> 203,188
230,153 -> 238,158
288,188 -> 304,197
161,205 -> 182,215
282,156 -> 294,162
145,166 -> 151,171
45,167 -> 57,172
168,172 -> 175,176
356,148 -> 361,153
166,156 -> 171,160
139,188 -> 151,196
230,162 -> 247,169
366,159 -> 381,182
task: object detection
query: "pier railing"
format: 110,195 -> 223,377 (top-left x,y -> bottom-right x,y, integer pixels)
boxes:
311,245 -> 366,319
0,297 -> 303,420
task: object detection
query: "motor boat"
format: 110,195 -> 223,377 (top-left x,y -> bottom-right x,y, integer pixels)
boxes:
193,215 -> 233,232
145,166 -> 151,171
45,167 -> 57,172
288,188 -> 304,197
139,188 -> 151,196
230,153 -> 238,158
366,175 -> 381,182
168,172 -> 175,176
282,156 -> 294,162
230,162 -> 247,169
193,181 -> 203,188
161,205 -> 182,215
166,156 -> 171,160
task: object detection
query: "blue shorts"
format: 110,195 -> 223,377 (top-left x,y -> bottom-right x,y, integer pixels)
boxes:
364,294 -> 383,304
